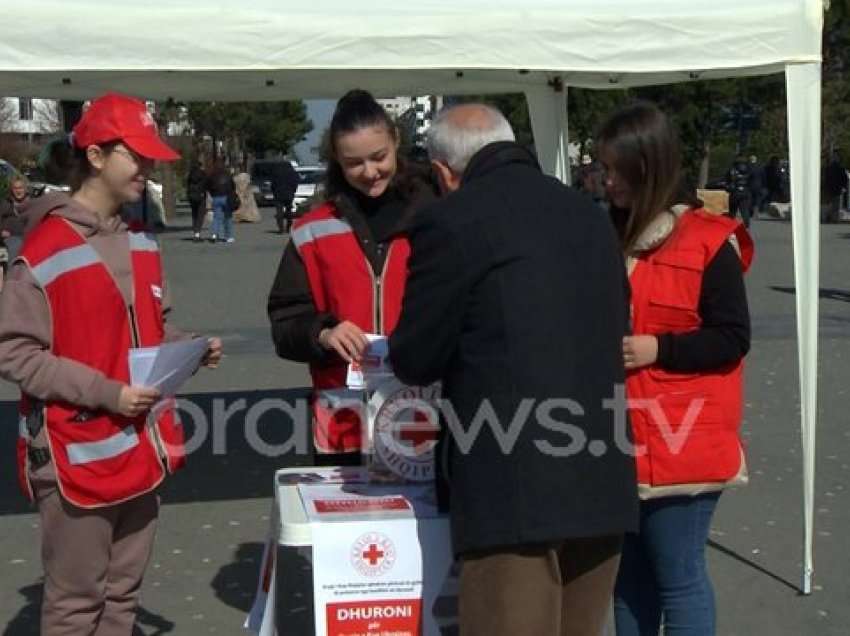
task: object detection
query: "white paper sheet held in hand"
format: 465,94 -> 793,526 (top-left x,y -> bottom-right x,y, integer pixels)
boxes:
129,338 -> 209,397
346,334 -> 395,390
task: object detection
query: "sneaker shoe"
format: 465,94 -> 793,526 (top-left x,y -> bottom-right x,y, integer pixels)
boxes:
209,234 -> 218,243
193,232 -> 201,242
226,237 -> 235,244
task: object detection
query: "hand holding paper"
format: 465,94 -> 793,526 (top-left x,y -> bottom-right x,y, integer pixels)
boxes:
319,320 -> 370,363
202,337 -> 223,369
116,385 -> 161,418
129,337 -> 212,397
346,334 -> 395,390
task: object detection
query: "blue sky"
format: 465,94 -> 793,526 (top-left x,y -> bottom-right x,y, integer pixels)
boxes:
293,99 -> 334,165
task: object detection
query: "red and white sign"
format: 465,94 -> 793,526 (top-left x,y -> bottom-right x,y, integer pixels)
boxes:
313,497 -> 411,515
310,507 -> 452,636
246,473 -> 457,636
299,484 -> 426,522
326,599 -> 422,636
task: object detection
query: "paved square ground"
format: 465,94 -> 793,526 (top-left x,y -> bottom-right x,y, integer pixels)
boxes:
1,208 -> 848,635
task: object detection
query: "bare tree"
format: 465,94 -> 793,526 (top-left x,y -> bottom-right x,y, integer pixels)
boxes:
32,99 -> 62,135
0,98 -> 16,133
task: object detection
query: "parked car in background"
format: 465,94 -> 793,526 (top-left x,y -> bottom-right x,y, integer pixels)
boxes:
294,165 -> 325,209
23,166 -> 71,197
0,159 -> 17,180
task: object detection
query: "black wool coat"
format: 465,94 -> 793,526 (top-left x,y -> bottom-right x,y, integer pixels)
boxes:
389,142 -> 639,555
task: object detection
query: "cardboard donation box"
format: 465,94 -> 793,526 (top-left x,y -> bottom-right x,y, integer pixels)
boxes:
245,467 -> 458,636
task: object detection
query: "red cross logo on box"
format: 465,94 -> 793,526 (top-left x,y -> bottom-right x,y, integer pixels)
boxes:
351,532 -> 396,577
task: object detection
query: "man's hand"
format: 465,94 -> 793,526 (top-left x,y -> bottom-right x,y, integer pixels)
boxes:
202,337 -> 223,369
318,321 -> 369,363
118,385 -> 161,418
623,335 -> 658,370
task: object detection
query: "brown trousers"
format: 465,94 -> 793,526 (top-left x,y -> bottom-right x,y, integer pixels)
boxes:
32,462 -> 159,636
459,535 -> 622,636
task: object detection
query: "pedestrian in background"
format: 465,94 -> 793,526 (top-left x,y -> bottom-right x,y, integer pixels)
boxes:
0,175 -> 30,288
748,155 -> 767,216
206,157 -> 237,243
765,156 -> 783,210
271,159 -> 299,234
186,157 -> 207,241
726,154 -> 753,228
823,154 -> 848,223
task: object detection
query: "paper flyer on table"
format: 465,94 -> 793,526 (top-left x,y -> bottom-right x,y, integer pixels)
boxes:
129,337 -> 209,397
346,334 -> 395,390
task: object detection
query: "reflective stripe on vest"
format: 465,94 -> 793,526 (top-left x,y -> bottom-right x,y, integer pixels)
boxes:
129,232 -> 160,253
66,425 -> 140,465
291,218 -> 353,249
30,243 -> 100,287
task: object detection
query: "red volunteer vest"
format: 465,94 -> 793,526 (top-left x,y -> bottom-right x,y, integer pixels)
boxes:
16,215 -> 185,508
291,203 -> 410,453
627,209 -> 754,489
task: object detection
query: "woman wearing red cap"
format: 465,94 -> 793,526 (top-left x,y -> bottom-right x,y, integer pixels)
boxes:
0,93 -> 222,634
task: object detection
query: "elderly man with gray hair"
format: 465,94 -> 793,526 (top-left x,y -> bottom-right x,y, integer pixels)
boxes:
389,104 -> 638,635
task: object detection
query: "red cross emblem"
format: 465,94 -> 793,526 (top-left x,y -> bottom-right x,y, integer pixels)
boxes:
362,544 -> 385,566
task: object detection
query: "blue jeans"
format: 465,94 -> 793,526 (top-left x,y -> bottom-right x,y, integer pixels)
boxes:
211,195 -> 232,239
614,492 -> 721,636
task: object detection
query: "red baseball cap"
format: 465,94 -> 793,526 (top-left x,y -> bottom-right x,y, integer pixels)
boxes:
72,93 -> 180,162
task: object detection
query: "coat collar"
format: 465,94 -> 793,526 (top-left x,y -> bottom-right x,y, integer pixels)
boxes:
630,205 -> 690,254
462,141 -> 541,185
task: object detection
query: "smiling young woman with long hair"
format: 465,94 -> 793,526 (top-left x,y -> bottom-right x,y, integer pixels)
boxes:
267,89 -> 437,465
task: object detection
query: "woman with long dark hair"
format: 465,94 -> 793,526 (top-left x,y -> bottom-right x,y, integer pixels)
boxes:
267,89 -> 437,465
597,102 -> 753,636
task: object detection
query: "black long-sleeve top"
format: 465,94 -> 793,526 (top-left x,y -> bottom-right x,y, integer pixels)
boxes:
655,241 -> 751,372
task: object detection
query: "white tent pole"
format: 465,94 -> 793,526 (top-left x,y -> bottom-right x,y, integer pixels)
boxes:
525,81 -> 570,184
785,61 -> 821,596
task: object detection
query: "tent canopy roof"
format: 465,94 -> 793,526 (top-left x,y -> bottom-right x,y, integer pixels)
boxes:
0,0 -> 823,101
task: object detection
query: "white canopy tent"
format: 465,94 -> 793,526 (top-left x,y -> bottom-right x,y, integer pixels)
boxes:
0,0 -> 825,593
